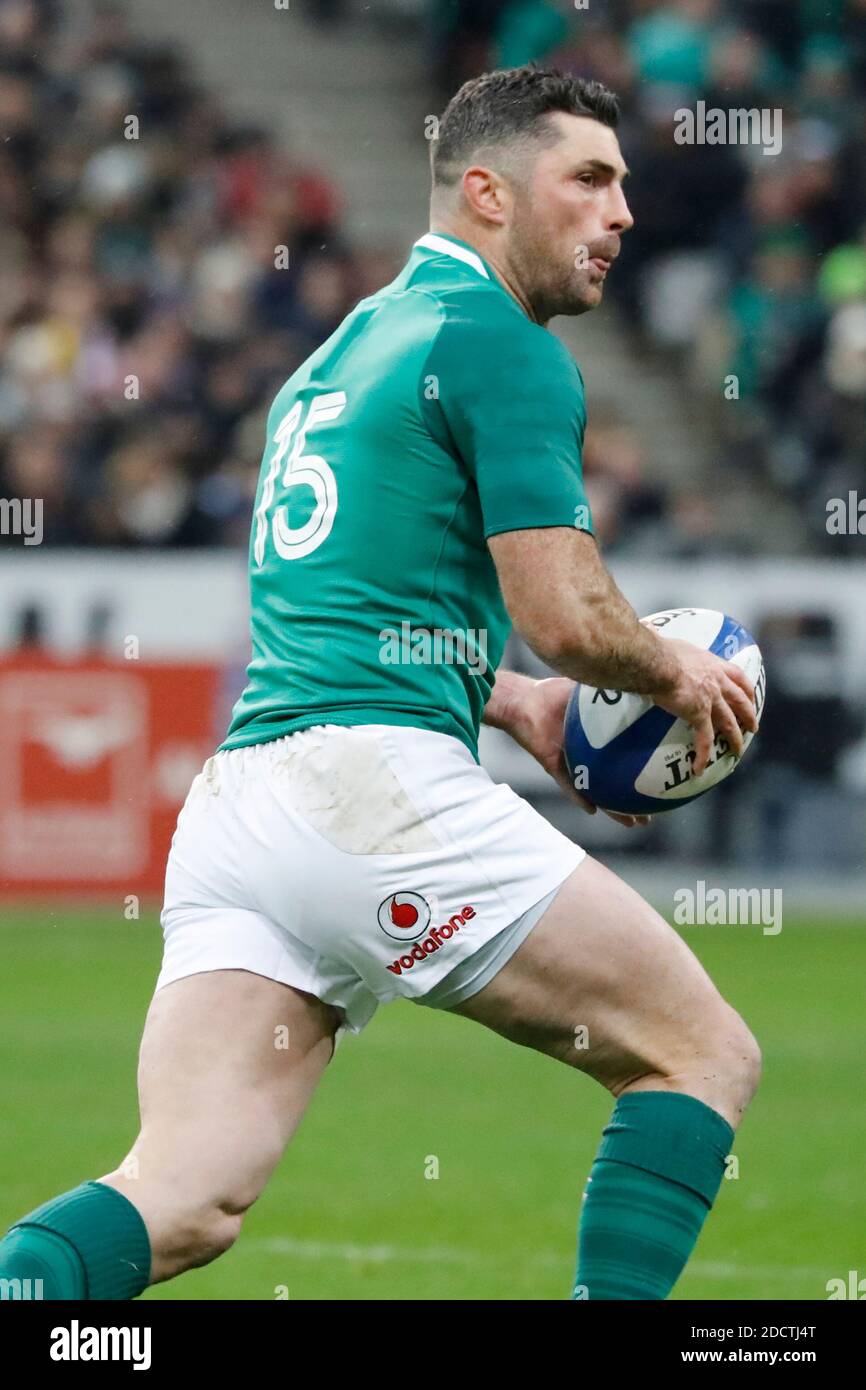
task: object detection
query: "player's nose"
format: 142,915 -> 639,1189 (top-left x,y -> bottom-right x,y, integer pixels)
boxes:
607,184 -> 634,234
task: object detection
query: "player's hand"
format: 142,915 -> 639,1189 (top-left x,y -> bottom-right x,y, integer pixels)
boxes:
508,676 -> 651,829
649,636 -> 759,777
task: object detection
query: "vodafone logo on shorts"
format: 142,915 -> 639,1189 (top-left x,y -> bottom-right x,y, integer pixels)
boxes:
377,891 -> 432,941
379,892 -> 477,976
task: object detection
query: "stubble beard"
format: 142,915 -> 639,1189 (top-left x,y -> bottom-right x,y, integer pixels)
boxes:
508,211 -> 602,323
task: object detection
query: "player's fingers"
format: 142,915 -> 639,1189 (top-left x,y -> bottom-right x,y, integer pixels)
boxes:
691,711 -> 715,776
717,681 -> 756,745
722,664 -> 758,722
712,694 -> 745,758
721,679 -> 756,729
721,671 -> 759,732
603,809 -> 652,828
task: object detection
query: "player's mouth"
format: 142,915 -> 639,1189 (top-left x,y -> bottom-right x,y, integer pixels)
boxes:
589,257 -> 611,276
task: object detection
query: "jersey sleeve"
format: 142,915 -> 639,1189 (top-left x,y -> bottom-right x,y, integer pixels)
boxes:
424,297 -> 593,539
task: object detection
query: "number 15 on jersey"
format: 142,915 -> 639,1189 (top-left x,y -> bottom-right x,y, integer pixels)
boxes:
253,391 -> 347,564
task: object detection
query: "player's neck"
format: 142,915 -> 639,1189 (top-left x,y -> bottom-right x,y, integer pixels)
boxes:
427,223 -> 544,326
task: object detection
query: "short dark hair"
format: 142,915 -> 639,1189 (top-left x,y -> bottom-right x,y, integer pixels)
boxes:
432,66 -> 620,188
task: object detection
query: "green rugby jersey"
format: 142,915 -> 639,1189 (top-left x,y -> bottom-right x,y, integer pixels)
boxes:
221,231 -> 593,759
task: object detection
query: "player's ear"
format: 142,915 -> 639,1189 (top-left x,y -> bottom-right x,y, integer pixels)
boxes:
462,165 -> 508,225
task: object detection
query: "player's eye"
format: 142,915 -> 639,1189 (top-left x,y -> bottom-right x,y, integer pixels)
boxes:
577,173 -> 598,187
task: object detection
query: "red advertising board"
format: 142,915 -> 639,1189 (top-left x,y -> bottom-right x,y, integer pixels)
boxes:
0,655 -> 220,897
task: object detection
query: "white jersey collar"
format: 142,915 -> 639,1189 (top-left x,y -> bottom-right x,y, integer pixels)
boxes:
414,233 -> 490,280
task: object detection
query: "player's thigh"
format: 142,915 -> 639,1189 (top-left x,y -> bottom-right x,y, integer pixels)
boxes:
449,856 -> 760,1124
103,968 -> 338,1216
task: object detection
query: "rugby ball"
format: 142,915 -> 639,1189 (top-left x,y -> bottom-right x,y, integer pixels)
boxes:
562,607 -> 765,815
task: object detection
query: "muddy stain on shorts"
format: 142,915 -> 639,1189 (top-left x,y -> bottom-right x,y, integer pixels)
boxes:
273,727 -> 440,854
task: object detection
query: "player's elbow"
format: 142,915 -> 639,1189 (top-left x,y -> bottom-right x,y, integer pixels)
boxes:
489,527 -> 612,676
512,582 -> 615,679
523,625 -> 576,674
515,610 -> 602,678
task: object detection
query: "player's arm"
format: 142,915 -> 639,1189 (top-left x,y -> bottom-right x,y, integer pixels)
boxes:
486,526 -> 758,777
489,528 -> 675,693
426,306 -> 755,782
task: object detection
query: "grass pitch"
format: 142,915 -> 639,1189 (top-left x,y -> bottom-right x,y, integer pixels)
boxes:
1,905 -> 863,1300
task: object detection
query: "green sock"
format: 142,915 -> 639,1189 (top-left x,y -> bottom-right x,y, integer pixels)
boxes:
573,1090 -> 734,1300
0,1181 -> 151,1300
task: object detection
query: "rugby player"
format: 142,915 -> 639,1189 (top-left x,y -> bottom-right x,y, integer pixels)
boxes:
0,67 -> 759,1301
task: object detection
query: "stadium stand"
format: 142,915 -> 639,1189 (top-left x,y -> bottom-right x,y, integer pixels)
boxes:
2,0 -> 863,557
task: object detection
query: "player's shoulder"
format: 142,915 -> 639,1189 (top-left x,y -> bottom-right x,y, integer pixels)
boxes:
425,283 -> 585,398
430,277 -> 541,338
420,276 -> 562,345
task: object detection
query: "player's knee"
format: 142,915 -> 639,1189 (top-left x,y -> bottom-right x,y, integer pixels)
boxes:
698,1003 -> 761,1097
668,1005 -> 762,1120
610,999 -> 761,1126
723,1013 -> 762,1106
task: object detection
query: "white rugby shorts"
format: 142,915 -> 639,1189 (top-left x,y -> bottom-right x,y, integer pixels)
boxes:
158,723 -> 586,1037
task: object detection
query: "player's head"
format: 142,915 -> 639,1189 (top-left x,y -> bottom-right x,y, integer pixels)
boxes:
430,66 -> 632,323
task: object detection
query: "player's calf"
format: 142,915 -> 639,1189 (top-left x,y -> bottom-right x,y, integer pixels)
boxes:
450,856 -> 762,1298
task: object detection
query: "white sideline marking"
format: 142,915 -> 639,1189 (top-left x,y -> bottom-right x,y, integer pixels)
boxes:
252,1237 -> 496,1266
248,1237 -> 822,1281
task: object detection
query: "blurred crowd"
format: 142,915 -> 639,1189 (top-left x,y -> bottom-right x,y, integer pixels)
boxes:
1,0 -> 864,555
430,3 -> 866,862
0,0 -> 402,547
433,0 -> 866,556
